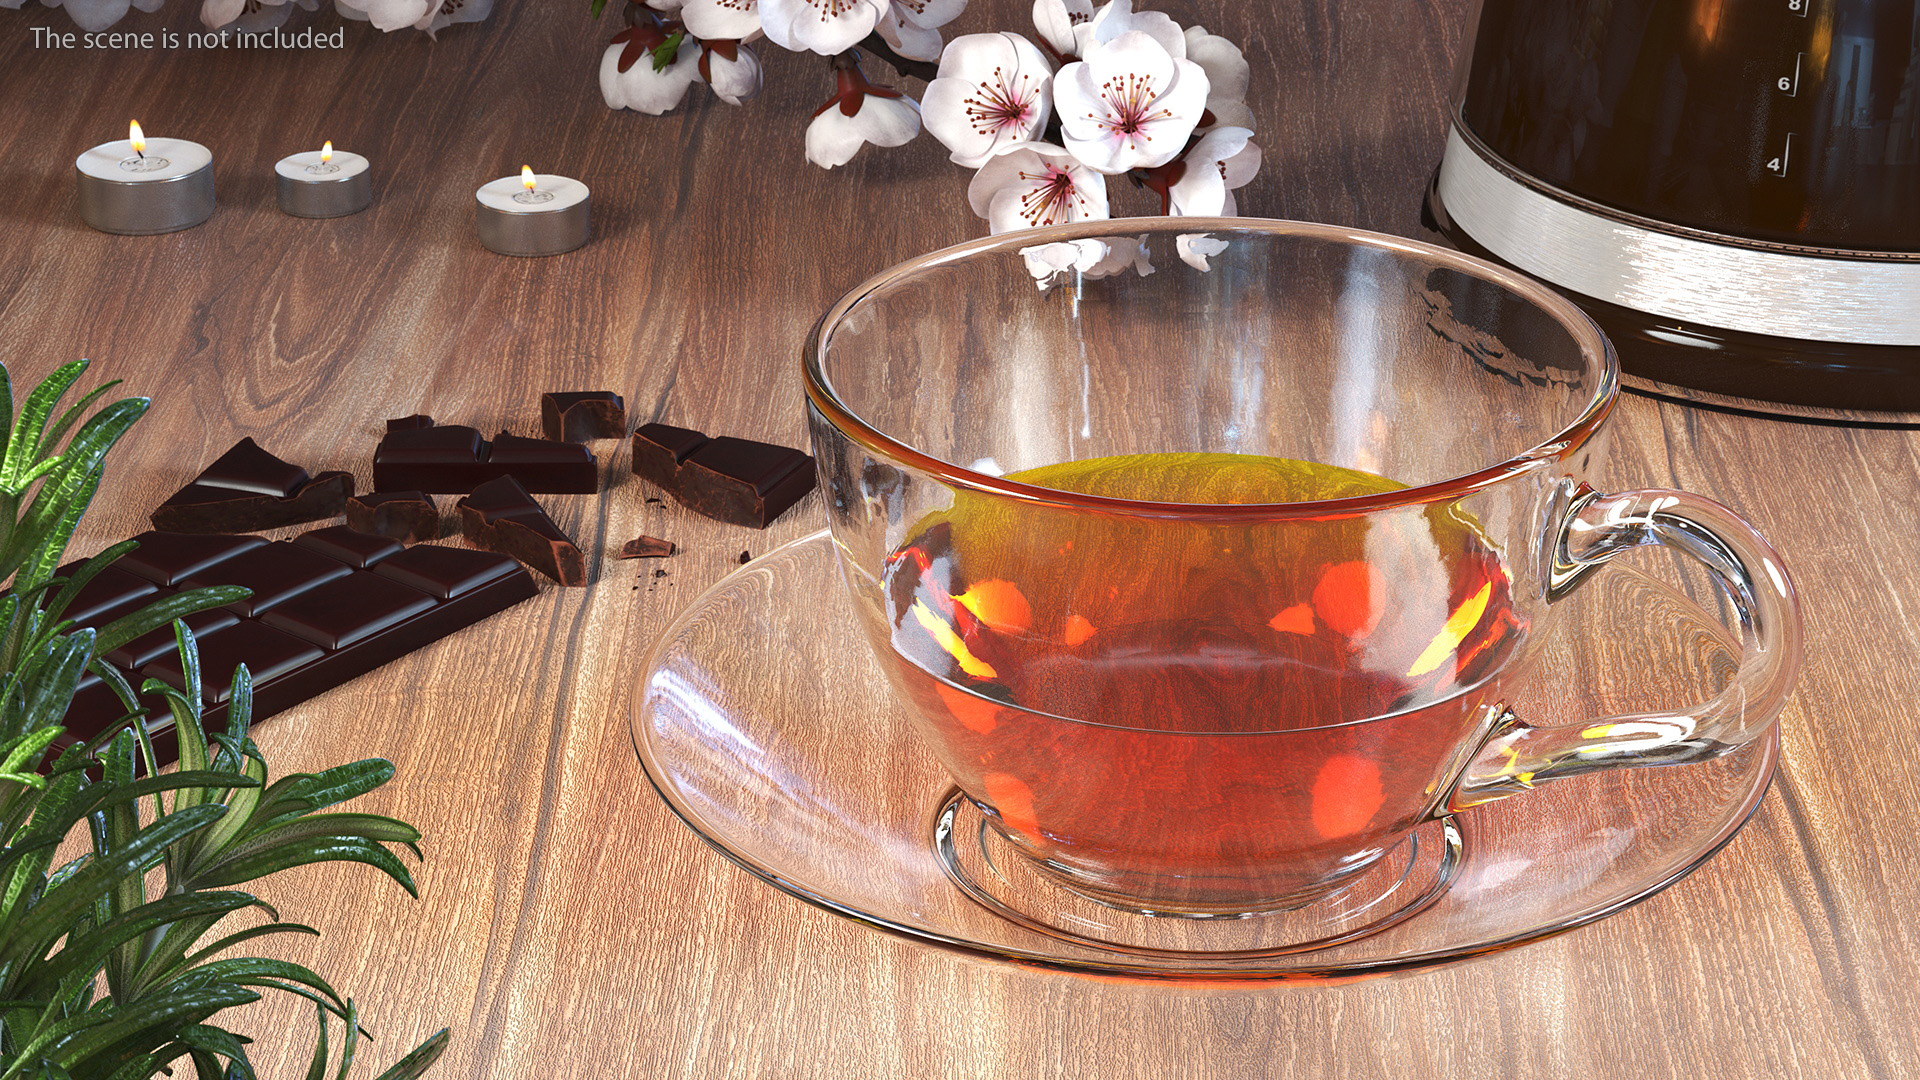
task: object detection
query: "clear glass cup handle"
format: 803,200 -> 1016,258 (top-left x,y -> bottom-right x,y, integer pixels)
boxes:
1447,484 -> 1804,810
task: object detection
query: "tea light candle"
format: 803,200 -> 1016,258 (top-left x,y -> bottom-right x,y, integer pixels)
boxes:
75,120 -> 216,235
275,141 -> 371,218
476,166 -> 590,256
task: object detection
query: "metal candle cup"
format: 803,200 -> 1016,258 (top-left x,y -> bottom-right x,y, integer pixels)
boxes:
275,145 -> 371,218
475,171 -> 589,256
75,127 -> 215,235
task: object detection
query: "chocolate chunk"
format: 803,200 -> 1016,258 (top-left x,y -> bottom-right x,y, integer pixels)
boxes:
542,391 -> 627,443
59,527 -> 537,769
387,414 -> 435,431
738,550 -> 751,565
631,424 -> 816,528
372,422 -> 597,494
456,475 -> 587,586
617,536 -> 675,559
630,424 -> 709,489
346,490 -> 440,544
150,438 -> 353,534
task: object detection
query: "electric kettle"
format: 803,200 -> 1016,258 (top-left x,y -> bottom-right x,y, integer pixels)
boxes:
1427,0 -> 1920,412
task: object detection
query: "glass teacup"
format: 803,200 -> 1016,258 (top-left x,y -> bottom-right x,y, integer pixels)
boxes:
803,219 -> 1801,918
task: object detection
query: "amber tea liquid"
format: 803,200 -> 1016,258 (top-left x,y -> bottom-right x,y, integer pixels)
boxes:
878,453 -> 1524,912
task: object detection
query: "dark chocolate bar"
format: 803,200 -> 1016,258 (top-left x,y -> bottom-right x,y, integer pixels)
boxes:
456,475 -> 586,586
387,414 -> 435,431
347,490 -> 440,543
372,422 -> 596,494
58,528 -> 537,766
630,423 -> 816,529
151,438 -> 353,533
541,392 -> 627,443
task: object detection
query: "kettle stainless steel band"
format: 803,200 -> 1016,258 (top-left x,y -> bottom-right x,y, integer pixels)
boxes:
1435,127 -> 1920,347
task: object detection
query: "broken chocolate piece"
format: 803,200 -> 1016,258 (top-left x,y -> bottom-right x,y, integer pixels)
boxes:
347,490 -> 440,544
150,438 -> 354,534
372,422 -> 597,494
542,391 -> 627,443
387,414 -> 435,431
617,536 -> 675,559
58,528 -> 537,769
456,475 -> 587,586
738,550 -> 751,565
631,423 -> 816,529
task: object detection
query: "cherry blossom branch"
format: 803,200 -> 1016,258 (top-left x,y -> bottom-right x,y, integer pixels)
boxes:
851,31 -> 939,83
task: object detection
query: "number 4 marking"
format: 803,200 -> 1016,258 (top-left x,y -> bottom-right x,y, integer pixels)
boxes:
1767,134 -> 1795,177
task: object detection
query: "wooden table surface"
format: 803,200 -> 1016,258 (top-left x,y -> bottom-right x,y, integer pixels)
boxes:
3,1 -> 1915,1077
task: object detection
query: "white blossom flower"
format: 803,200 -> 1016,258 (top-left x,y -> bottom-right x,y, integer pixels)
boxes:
965,142 -> 1109,233
414,0 -> 491,36
600,32 -> 703,114
1184,24 -> 1252,130
1085,0 -> 1184,59
1030,0 -> 1092,60
874,0 -> 967,59
202,0 -> 315,31
1081,232 -> 1153,278
1165,126 -> 1259,216
920,33 -> 1053,168
1177,233 -> 1229,270
874,4 -> 940,60
1020,238 -> 1109,285
700,40 -> 764,105
760,0 -> 885,56
681,0 -> 759,42
807,60 -> 921,168
30,0 -> 163,32
645,0 -> 685,9
1054,30 -> 1209,173
335,0 -> 432,31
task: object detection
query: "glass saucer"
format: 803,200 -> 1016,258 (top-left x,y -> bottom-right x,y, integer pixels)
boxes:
629,530 -> 1778,982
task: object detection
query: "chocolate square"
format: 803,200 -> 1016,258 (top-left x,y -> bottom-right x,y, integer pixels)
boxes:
294,525 -> 405,569
141,622 -> 325,704
261,571 -> 437,650
180,541 -> 354,617
116,532 -> 268,586
51,564 -> 159,626
193,437 -> 309,496
103,606 -> 241,670
371,543 -> 522,600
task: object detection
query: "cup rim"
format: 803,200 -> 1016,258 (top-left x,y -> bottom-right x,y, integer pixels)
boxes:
803,216 -> 1618,519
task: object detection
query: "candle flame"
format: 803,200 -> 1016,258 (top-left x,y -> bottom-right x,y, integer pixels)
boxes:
320,140 -> 333,164
129,120 -> 145,156
521,165 -> 536,192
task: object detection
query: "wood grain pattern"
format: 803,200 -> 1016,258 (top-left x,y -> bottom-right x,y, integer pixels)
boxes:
0,1 -> 1913,1077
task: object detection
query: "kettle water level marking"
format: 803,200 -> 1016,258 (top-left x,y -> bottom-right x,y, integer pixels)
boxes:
1765,133 -> 1795,178
1777,52 -> 1805,96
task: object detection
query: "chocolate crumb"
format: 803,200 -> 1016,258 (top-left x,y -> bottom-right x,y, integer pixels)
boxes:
653,568 -> 668,578
737,550 -> 751,564
617,535 -> 676,559
645,496 -> 665,506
